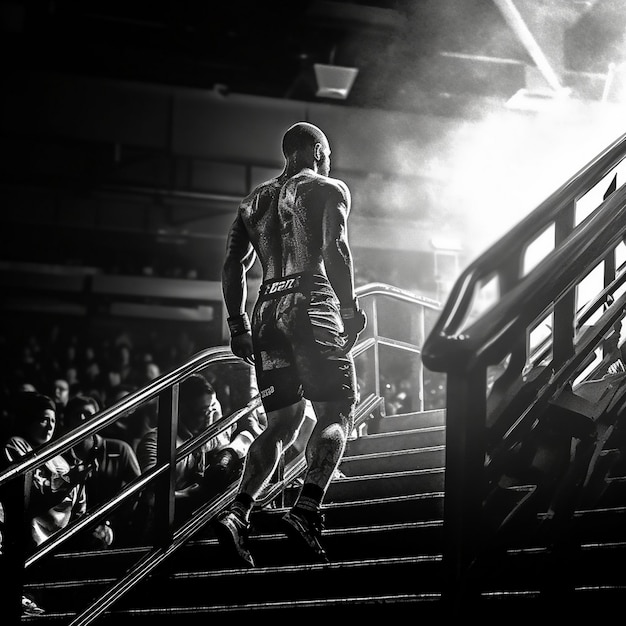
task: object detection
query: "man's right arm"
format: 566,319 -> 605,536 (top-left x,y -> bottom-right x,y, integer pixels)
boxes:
222,211 -> 256,364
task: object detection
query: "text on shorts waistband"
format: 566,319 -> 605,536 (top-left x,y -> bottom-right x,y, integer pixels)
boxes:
260,273 -> 308,298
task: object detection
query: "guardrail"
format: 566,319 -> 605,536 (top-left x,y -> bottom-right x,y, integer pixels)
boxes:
422,131 -> 626,601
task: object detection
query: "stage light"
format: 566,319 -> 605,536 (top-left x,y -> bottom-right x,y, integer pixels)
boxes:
314,63 -> 359,99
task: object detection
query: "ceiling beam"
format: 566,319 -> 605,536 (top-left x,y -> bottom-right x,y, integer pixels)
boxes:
492,0 -> 565,92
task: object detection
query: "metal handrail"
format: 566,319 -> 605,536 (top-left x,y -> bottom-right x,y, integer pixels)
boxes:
423,131 -> 626,355
424,182 -> 626,372
0,346 -> 240,488
421,130 -> 626,603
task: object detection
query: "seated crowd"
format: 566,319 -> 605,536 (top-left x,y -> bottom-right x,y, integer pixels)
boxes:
0,323 -> 269,618
0,286 -> 438,556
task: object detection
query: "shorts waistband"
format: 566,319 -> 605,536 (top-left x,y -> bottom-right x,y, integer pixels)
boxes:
259,272 -> 312,299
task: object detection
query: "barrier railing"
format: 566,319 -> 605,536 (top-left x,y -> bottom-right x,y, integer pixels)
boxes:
422,131 -> 626,601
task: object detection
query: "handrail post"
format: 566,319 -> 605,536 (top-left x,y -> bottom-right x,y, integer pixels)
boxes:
553,202 -> 577,366
154,385 -> 178,544
414,305 -> 426,411
372,295 -> 381,399
1,473 -> 30,623
442,366 -> 487,604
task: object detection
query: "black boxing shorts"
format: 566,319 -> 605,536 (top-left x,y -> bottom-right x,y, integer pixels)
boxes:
252,272 -> 357,413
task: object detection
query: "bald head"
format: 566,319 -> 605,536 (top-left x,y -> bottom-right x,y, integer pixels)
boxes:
282,122 -> 331,176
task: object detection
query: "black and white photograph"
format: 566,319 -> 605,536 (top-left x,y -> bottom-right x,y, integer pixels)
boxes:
1,1 -> 626,622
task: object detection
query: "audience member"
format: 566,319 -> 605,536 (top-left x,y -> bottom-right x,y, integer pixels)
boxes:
100,383 -> 155,451
65,366 -> 81,395
1,392 -> 88,548
109,342 -> 136,386
49,378 -> 70,432
1,392 -> 89,616
13,344 -> 44,391
135,373 -> 265,534
139,358 -> 161,387
62,394 -> 142,548
17,382 -> 38,393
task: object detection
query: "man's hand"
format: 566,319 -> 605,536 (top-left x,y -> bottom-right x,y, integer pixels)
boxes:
231,332 -> 254,365
339,301 -> 367,356
228,312 -> 254,365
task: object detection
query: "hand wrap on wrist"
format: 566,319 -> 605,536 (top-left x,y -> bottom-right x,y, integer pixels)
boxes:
340,297 -> 360,320
227,312 -> 251,337
340,297 -> 367,347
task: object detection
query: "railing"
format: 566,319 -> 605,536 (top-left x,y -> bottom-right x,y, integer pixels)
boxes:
1,281 -> 440,624
422,131 -> 626,601
349,282 -> 442,420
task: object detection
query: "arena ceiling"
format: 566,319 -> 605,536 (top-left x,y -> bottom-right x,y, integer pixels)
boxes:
5,0 -> 626,119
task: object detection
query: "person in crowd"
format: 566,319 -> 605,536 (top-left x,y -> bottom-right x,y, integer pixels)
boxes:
1,392 -> 89,616
2,392 -> 88,548
49,378 -> 70,432
100,382 -> 155,451
13,343 -> 44,392
17,382 -> 37,393
110,342 -> 136,386
135,373 -> 265,534
214,121 -> 366,567
65,365 -> 81,397
139,358 -> 161,387
62,394 -> 142,548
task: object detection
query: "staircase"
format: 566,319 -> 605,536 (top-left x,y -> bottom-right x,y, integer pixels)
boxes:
21,402 -> 626,623
21,408 -> 445,623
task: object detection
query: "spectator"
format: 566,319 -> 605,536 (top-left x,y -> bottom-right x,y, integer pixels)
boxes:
17,382 -> 37,393
1,392 -> 88,548
100,383 -> 153,451
1,392 -> 89,616
135,373 -> 264,534
13,344 -> 43,391
62,394 -> 142,548
65,366 -> 81,395
110,343 -> 136,386
136,358 -> 161,388
49,378 -> 70,432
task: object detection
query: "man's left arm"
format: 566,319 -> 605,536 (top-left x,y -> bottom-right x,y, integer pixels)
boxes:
322,181 -> 366,353
322,181 -> 354,304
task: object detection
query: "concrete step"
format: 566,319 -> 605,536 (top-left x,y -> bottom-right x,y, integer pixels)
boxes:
370,409 -> 445,434
341,445 -> 445,475
346,426 -> 445,455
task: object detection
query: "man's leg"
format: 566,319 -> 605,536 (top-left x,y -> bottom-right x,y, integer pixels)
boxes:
214,399 -> 306,567
282,398 -> 355,563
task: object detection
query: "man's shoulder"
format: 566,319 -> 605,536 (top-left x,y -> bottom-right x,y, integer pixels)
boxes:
295,172 -> 349,196
327,176 -> 349,195
318,175 -> 350,205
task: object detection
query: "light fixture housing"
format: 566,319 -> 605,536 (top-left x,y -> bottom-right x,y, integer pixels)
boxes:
314,63 -> 359,99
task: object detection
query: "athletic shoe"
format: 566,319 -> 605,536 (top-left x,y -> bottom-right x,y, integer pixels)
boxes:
213,509 -> 255,568
281,507 -> 329,563
22,594 -> 45,616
